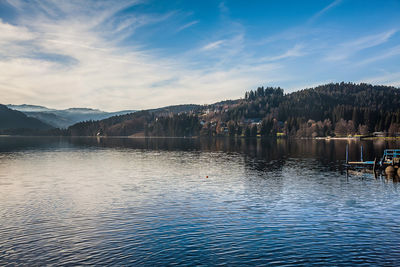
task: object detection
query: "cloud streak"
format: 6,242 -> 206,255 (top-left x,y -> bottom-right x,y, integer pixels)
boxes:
176,20 -> 199,32
360,72 -> 400,87
325,29 -> 397,61
308,0 -> 342,23
201,40 -> 225,51
356,45 -> 400,66
260,44 -> 304,62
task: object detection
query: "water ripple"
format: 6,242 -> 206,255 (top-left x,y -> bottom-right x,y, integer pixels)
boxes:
1,137 -> 400,265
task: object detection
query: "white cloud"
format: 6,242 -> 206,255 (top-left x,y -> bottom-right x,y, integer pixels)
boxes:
0,20 -> 35,43
308,0 -> 342,23
356,45 -> 400,66
176,20 -> 199,32
6,0 -> 397,111
325,29 -> 397,61
201,40 -> 225,51
260,44 -> 304,62
0,2 -> 284,111
360,72 -> 400,87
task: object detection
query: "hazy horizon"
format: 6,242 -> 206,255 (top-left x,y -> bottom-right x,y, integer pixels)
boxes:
1,0 -> 400,110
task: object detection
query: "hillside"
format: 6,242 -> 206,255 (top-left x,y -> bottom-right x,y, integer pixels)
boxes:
66,83 -> 400,137
67,104 -> 201,136
219,82 -> 400,137
0,105 -> 53,132
7,105 -> 136,128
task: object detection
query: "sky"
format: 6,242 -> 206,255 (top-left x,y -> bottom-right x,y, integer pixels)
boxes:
0,0 -> 399,111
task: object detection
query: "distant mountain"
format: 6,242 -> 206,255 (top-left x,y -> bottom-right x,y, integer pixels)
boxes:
7,104 -> 54,112
0,104 -> 53,131
7,104 -> 136,128
19,111 -> 71,129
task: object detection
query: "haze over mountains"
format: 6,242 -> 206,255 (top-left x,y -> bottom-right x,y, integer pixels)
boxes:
0,105 -> 52,132
6,105 -> 136,129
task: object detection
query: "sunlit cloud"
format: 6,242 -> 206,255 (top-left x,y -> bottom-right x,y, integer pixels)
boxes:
0,1 -> 281,110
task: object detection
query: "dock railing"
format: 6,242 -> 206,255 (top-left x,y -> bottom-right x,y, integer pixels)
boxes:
383,149 -> 400,158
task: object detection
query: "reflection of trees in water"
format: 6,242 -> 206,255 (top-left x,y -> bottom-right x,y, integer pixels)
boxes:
3,137 -> 400,171
70,137 -> 201,151
344,140 -> 400,163
39,137 -> 400,169
0,136 -> 68,152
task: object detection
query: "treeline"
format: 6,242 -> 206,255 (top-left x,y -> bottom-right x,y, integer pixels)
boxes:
146,114 -> 201,137
22,82 -> 400,138
221,83 -> 400,137
67,111 -> 152,136
66,111 -> 201,137
224,87 -> 284,120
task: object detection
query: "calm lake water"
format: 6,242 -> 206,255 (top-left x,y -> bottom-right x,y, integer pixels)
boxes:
1,136 -> 400,265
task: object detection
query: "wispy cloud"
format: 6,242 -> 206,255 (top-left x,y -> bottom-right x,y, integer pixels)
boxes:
2,0 -> 398,110
201,40 -> 225,51
325,29 -> 397,61
257,1 -> 340,45
176,20 -> 199,32
0,19 -> 35,42
308,0 -> 342,23
356,45 -> 400,66
260,44 -> 305,62
360,72 -> 400,87
0,1 -> 283,110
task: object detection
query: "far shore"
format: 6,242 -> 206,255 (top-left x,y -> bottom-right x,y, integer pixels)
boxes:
315,136 -> 400,141
1,134 -> 400,141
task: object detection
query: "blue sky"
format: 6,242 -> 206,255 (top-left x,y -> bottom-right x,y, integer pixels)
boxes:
0,0 -> 399,110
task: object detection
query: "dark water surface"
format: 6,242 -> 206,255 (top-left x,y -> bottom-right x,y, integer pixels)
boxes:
1,136 -> 400,266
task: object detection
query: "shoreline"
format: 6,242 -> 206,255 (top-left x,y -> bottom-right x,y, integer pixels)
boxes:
315,136 -> 400,141
1,134 -> 400,141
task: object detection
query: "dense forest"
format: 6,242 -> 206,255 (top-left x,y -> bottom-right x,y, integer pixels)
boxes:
219,82 -> 400,137
2,83 -> 400,138
66,106 -> 203,137
0,104 -> 53,134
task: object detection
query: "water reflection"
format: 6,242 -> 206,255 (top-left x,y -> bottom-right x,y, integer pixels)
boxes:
1,137 -> 400,265
1,136 -> 399,171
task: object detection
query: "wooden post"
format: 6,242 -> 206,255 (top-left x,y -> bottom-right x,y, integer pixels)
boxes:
360,145 -> 363,162
346,144 -> 349,164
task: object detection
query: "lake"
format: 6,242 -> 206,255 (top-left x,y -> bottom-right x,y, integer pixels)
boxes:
1,136 -> 400,265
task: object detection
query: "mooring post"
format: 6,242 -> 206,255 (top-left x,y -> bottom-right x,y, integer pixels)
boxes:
360,145 -> 363,162
346,144 -> 349,164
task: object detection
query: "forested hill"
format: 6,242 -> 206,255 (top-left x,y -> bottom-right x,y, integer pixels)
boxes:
67,104 -> 201,136
0,104 -> 53,133
222,83 -> 400,137
67,82 -> 400,137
